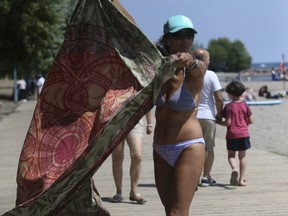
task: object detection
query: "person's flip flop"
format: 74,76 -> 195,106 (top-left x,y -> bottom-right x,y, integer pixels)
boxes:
129,194 -> 147,204
111,194 -> 124,203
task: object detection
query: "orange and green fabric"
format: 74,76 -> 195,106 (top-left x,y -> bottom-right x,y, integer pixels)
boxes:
3,0 -> 175,215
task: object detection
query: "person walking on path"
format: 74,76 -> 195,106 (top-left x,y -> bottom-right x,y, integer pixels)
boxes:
16,78 -> 27,101
111,112 -> 153,204
217,80 -> 253,186
36,74 -> 45,98
194,49 -> 224,187
153,15 -> 206,215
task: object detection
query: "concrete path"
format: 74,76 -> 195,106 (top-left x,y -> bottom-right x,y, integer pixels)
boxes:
0,101 -> 288,215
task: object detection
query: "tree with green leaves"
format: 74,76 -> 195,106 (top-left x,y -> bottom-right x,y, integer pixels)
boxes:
0,0 -> 77,78
208,37 -> 252,72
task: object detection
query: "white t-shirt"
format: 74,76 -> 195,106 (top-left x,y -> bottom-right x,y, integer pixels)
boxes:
37,77 -> 45,94
197,70 -> 222,120
17,79 -> 27,90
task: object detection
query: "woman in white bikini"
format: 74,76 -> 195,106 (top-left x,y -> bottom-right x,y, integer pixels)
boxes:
154,15 -> 206,215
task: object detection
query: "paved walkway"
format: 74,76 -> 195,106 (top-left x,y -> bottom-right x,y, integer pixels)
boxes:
0,101 -> 288,215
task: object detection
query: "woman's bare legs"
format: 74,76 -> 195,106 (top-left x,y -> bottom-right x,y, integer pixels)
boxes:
153,150 -> 173,212
112,141 -> 125,196
112,133 -> 145,202
154,143 -> 205,216
126,134 -> 143,197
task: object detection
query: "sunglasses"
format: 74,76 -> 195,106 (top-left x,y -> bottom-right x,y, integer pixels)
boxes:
170,31 -> 195,40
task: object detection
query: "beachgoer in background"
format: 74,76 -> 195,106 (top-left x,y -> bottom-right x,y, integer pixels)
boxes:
258,85 -> 280,99
236,72 -> 242,81
111,112 -> 153,204
110,0 -> 150,205
282,70 -> 288,81
271,68 -> 278,81
25,76 -> 36,99
154,15 -> 206,215
16,78 -> 27,101
241,87 -> 257,101
194,48 -> 224,187
36,74 -> 45,98
258,85 -> 268,97
217,80 -> 253,186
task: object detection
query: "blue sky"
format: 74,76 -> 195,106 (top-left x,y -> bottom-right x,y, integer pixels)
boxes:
120,0 -> 288,64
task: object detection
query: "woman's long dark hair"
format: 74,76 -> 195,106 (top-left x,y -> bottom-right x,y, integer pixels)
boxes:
155,34 -> 170,56
155,31 -> 195,56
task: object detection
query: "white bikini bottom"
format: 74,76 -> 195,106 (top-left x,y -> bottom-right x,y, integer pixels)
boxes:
153,138 -> 205,167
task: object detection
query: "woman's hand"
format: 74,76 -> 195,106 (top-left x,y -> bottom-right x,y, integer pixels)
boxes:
146,124 -> 153,135
171,52 -> 194,68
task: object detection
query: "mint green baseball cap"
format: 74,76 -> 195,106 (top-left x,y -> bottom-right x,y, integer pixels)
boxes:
164,15 -> 197,34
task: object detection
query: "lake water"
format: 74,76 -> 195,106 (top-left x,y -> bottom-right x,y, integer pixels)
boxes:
221,62 -> 288,82
250,62 -> 287,81
248,75 -> 272,81
251,62 -> 287,70
220,74 -> 273,82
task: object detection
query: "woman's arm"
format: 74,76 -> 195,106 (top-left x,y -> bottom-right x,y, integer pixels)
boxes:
145,111 -> 153,135
173,53 -> 206,80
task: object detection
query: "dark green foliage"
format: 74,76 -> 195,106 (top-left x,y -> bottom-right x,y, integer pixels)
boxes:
208,37 -> 252,72
0,0 -> 77,78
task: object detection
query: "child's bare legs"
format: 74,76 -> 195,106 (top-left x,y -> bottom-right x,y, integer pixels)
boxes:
238,150 -> 247,186
228,150 -> 238,186
228,150 -> 237,170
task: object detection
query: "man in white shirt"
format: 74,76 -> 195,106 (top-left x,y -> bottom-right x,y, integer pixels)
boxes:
17,79 -> 27,101
195,49 -> 224,186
